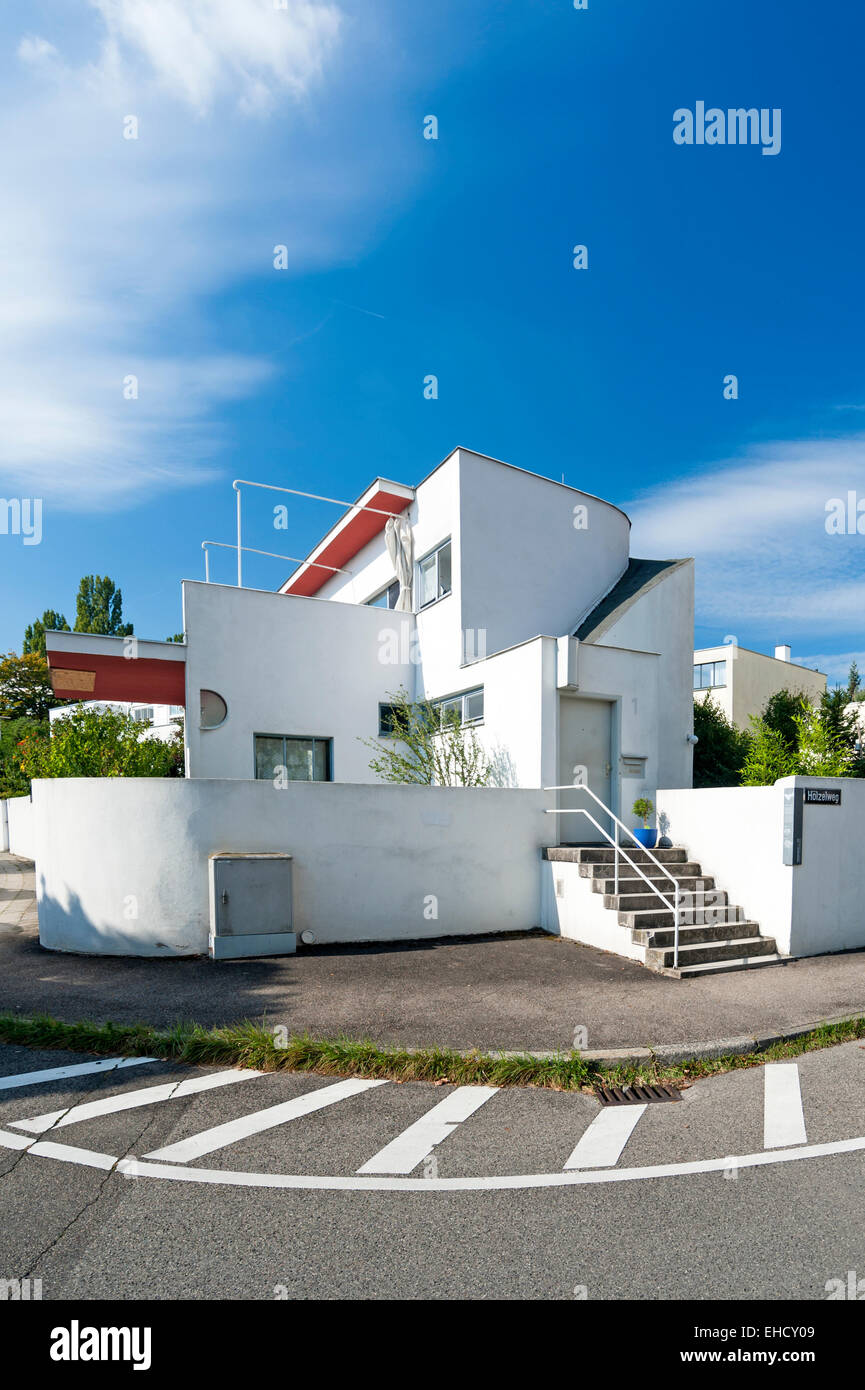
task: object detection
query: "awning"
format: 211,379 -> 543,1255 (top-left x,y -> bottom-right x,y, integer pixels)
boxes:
279,478 -> 414,598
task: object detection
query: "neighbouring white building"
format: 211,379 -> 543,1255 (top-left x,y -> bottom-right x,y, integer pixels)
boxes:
45,448 -> 696,835
693,641 -> 826,729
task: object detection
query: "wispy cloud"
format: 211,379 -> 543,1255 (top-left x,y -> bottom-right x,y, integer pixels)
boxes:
0,0 -> 364,509
627,434 -> 865,641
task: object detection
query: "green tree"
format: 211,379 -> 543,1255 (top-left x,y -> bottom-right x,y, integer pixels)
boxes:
166,633 -> 184,643
361,687 -> 492,786
792,706 -> 853,777
760,688 -> 811,754
74,576 -> 133,637
846,660 -> 862,703
22,610 -> 70,657
692,695 -> 750,787
19,706 -> 183,780
740,720 -> 796,786
0,652 -> 59,721
0,716 -> 45,797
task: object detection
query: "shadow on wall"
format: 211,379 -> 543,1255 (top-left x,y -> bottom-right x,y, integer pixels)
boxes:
35,873 -> 205,960
487,745 -> 519,788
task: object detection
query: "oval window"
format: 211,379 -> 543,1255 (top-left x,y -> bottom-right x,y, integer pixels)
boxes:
200,689 -> 227,729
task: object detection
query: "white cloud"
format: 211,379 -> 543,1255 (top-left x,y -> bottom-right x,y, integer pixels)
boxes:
89,0 -> 343,115
627,435 -> 865,640
17,36 -> 60,64
0,1 -> 401,510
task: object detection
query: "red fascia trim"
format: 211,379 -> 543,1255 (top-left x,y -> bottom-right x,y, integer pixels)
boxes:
283,488 -> 412,597
46,650 -> 186,705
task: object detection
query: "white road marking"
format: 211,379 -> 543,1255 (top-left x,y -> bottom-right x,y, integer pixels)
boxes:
115,1132 -> 865,1191
11,1069 -> 260,1134
0,1057 -> 157,1092
763,1063 -> 807,1149
143,1077 -> 388,1164
564,1104 -> 647,1170
357,1086 -> 498,1174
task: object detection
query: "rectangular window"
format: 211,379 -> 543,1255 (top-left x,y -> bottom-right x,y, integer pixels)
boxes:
378,703 -> 399,737
693,661 -> 726,690
416,539 -> 452,609
434,687 -> 484,726
254,734 -> 333,782
366,580 -> 400,610
132,707 -> 154,723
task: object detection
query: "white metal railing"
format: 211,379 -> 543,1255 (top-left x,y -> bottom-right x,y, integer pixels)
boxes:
544,784 -> 683,968
231,479 -> 410,590
200,540 -> 353,586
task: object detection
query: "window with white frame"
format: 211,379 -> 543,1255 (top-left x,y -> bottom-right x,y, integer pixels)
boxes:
416,539 -> 452,609
435,686 -> 483,726
693,660 -> 727,690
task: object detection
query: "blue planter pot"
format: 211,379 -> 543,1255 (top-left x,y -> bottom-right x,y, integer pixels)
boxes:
632,827 -> 658,849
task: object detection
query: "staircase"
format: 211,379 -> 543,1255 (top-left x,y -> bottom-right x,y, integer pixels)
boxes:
543,844 -> 781,977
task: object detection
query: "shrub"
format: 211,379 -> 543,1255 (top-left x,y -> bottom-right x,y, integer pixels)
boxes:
19,707 -> 184,780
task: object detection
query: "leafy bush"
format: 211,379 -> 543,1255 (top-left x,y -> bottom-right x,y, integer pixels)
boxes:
19,707 -> 183,780
362,686 -> 491,786
740,721 -> 796,786
693,695 -> 750,787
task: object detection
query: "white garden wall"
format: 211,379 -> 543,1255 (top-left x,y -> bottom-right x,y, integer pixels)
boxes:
0,795 -> 37,860
658,777 -> 865,957
32,777 -> 550,957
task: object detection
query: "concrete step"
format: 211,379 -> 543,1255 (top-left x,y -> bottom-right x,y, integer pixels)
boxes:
581,861 -> 704,881
618,904 -> 745,928
631,921 -> 758,947
645,936 -> 778,971
592,874 -> 715,896
546,846 -> 688,865
669,954 -> 784,978
607,889 -> 729,913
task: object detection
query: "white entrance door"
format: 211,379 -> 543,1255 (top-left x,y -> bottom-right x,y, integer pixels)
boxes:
557,696 -> 613,844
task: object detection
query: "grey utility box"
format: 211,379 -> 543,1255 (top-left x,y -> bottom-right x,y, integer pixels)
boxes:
208,852 -> 295,960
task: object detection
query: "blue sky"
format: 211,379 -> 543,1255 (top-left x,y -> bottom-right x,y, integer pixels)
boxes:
1,0 -> 863,682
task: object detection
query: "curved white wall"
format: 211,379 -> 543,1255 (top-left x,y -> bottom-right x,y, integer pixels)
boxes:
33,777 -> 550,957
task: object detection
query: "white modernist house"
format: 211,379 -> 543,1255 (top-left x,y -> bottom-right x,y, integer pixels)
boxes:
694,642 -> 826,729
183,448 -> 696,824
46,449 -> 696,824
20,447 -> 865,969
30,447 -> 702,959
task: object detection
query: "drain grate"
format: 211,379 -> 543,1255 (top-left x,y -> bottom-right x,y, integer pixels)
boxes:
593,1083 -> 680,1105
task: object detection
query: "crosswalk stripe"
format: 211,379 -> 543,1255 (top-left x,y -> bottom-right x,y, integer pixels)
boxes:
143,1077 -> 387,1163
11,1069 -> 261,1134
356,1086 -> 499,1174
0,1057 -> 157,1093
564,1104 -> 647,1170
763,1063 -> 807,1149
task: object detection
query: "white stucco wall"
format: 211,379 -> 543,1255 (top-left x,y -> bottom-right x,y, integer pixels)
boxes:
658,777 -> 865,957
183,580 -> 415,781
1,795 -> 37,859
32,778 -> 550,956
601,561 -> 695,794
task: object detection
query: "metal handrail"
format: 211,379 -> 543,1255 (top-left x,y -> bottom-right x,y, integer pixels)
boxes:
544,784 -> 682,968
231,478 -> 411,589
200,540 -> 353,585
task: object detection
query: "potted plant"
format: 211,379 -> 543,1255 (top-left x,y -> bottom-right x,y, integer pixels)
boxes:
631,796 -> 658,850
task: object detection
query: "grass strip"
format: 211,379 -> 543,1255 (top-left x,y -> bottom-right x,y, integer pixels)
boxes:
0,1011 -> 864,1092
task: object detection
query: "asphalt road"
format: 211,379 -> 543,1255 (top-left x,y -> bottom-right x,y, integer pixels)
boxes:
2,1039 -> 865,1301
